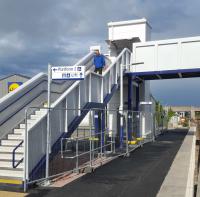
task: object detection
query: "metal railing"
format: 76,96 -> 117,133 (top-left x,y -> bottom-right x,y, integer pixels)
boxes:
12,140 -> 24,168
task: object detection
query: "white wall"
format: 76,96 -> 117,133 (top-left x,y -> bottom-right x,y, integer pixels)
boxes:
132,36 -> 200,73
108,19 -> 151,42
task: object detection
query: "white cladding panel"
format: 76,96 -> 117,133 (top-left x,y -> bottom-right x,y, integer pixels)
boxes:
181,41 -> 200,69
109,24 -> 146,42
134,46 -> 155,72
158,44 -> 178,71
108,19 -> 151,43
132,36 -> 200,73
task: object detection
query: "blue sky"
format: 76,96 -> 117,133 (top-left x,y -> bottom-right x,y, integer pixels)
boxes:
0,0 -> 200,106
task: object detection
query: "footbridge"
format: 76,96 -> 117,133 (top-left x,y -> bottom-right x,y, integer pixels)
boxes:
128,36 -> 200,80
0,18 -> 198,196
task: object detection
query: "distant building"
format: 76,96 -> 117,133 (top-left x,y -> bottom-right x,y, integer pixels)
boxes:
0,74 -> 30,99
164,106 -> 200,120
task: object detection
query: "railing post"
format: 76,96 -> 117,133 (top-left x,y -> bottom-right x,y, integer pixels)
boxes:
101,77 -> 104,103
45,63 -> 52,183
89,73 -> 92,102
78,84 -> 81,116
89,110 -> 92,167
125,112 -> 129,156
108,71 -> 111,94
119,62 -> 124,149
76,137 -> 79,173
23,108 -> 28,192
115,63 -> 118,84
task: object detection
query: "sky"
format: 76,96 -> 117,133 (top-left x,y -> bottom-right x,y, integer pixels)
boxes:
0,0 -> 200,106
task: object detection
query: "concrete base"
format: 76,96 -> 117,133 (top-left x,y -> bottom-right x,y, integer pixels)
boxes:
157,127 -> 196,197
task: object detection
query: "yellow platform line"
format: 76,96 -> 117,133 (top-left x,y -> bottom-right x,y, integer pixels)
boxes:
0,191 -> 27,197
0,179 -> 23,185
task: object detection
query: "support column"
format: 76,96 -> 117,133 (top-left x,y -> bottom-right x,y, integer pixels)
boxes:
136,85 -> 140,138
127,75 -> 132,141
136,85 -> 140,111
101,110 -> 105,152
94,111 -> 100,136
119,63 -> 124,149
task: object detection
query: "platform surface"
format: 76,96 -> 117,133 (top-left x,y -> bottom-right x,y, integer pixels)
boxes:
28,129 -> 188,197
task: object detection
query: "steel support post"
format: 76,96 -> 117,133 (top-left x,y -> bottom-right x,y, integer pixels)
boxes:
94,111 -> 99,136
23,109 -> 28,192
136,85 -> 140,138
127,75 -> 132,141
45,64 -> 52,183
101,110 -> 105,153
89,110 -> 92,167
119,63 -> 124,149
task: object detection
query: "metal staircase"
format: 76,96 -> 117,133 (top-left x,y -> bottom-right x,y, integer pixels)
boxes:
0,104 -> 48,184
0,48 -> 131,187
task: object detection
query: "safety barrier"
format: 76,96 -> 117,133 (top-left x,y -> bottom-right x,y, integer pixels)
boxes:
21,48 -> 131,191
22,106 -> 167,190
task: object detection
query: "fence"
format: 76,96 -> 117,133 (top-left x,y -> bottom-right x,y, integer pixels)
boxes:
21,107 -> 167,191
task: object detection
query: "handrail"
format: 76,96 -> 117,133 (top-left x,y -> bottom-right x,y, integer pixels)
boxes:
52,48 -> 130,108
103,48 -> 131,76
0,73 -> 45,109
27,48 -> 131,131
12,140 -> 24,168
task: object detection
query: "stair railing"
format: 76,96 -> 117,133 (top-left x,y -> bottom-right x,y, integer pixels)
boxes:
23,48 -> 131,190
12,140 -> 24,168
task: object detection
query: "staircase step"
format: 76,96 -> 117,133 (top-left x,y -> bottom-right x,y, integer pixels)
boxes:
35,110 -> 47,115
0,153 -> 23,160
0,146 -> 23,153
14,129 -> 25,134
1,140 -> 23,146
0,167 -> 23,178
8,134 -> 23,140
27,119 -> 36,124
30,114 -> 42,119
19,123 -> 32,129
0,159 -> 23,169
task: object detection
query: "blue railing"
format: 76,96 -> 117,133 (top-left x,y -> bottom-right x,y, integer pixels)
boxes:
12,140 -> 24,168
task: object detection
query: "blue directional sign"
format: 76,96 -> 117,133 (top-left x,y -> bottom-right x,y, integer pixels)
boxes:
51,66 -> 85,80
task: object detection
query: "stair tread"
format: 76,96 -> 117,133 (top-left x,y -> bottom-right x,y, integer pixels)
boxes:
0,152 -> 23,155
0,175 -> 23,180
2,139 -> 23,141
0,159 -> 22,162
0,167 -> 23,171
8,133 -> 23,135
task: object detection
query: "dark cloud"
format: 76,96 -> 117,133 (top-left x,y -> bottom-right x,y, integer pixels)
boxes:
0,0 -> 200,105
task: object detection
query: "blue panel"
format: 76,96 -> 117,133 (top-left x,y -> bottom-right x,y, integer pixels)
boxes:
127,67 -> 200,77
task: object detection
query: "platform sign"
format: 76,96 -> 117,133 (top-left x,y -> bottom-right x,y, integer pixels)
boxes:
51,65 -> 85,80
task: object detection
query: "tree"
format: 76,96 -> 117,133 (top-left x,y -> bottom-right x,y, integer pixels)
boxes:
167,107 -> 175,122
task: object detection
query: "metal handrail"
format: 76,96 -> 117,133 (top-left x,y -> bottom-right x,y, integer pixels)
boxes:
12,140 -> 24,168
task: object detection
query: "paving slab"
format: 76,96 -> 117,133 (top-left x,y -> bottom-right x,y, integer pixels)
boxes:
157,128 -> 196,197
